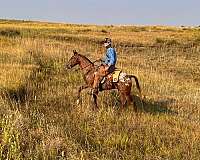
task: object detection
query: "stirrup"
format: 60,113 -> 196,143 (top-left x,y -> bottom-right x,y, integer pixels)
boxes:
101,77 -> 106,84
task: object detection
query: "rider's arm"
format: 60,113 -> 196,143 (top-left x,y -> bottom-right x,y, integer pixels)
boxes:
107,48 -> 116,66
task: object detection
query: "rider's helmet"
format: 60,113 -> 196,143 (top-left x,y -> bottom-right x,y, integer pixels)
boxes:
104,38 -> 112,47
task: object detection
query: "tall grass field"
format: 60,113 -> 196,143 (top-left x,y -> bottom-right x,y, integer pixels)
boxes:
0,19 -> 200,159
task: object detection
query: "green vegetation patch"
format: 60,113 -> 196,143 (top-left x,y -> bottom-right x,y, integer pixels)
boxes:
0,29 -> 21,37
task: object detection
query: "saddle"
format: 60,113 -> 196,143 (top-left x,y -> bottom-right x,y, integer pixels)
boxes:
111,69 -> 122,82
101,68 -> 122,83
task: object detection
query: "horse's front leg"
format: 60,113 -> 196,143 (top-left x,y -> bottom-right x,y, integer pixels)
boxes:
92,93 -> 98,110
76,84 -> 88,105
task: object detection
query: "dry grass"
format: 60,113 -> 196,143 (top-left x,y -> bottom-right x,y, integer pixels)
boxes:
0,19 -> 200,159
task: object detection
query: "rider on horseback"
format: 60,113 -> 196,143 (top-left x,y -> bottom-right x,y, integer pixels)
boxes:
92,38 -> 117,94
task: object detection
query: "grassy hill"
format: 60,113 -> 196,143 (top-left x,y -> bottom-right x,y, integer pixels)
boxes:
0,19 -> 200,159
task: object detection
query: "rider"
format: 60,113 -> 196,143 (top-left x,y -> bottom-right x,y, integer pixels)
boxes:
92,38 -> 117,94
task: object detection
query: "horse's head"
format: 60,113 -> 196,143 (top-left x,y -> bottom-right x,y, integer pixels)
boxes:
66,50 -> 80,69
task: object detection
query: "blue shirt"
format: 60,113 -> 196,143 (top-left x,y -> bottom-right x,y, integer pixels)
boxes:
103,47 -> 117,66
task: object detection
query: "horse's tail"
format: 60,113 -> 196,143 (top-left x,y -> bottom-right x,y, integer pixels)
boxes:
127,75 -> 142,99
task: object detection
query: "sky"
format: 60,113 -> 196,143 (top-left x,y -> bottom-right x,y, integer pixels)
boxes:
0,0 -> 200,26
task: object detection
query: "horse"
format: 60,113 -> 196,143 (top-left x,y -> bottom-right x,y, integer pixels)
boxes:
65,50 -> 142,111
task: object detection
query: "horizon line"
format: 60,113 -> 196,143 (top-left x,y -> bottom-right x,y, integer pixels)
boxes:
1,18 -> 199,28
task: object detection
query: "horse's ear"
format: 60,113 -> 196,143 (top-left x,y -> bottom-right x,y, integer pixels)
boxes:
73,50 -> 78,55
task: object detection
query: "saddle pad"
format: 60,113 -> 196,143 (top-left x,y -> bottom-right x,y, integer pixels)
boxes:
112,69 -> 121,82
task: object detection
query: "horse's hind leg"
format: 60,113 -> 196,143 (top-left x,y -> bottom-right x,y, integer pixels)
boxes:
124,91 -> 137,112
127,94 -> 133,105
119,93 -> 127,110
127,95 -> 137,112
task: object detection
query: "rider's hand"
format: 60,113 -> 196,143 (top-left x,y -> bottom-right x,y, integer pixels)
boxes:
104,65 -> 109,71
97,58 -> 102,62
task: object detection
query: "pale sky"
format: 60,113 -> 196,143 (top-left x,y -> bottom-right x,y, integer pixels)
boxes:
0,0 -> 200,26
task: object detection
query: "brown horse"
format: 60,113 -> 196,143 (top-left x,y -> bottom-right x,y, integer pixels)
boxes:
66,50 -> 142,110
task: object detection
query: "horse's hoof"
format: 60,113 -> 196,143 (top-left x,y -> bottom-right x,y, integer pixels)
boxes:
92,107 -> 99,112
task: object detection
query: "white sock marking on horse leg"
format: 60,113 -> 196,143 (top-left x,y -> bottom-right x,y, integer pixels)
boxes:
76,99 -> 80,105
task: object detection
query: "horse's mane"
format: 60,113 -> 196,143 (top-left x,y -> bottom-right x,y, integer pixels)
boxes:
78,54 -> 93,65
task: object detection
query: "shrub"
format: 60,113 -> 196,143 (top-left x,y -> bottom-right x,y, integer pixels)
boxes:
0,29 -> 21,37
166,39 -> 179,45
155,38 -> 166,44
101,29 -> 108,33
155,38 -> 179,45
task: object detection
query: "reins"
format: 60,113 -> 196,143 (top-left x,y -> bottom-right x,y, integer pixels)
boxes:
73,60 -> 101,72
